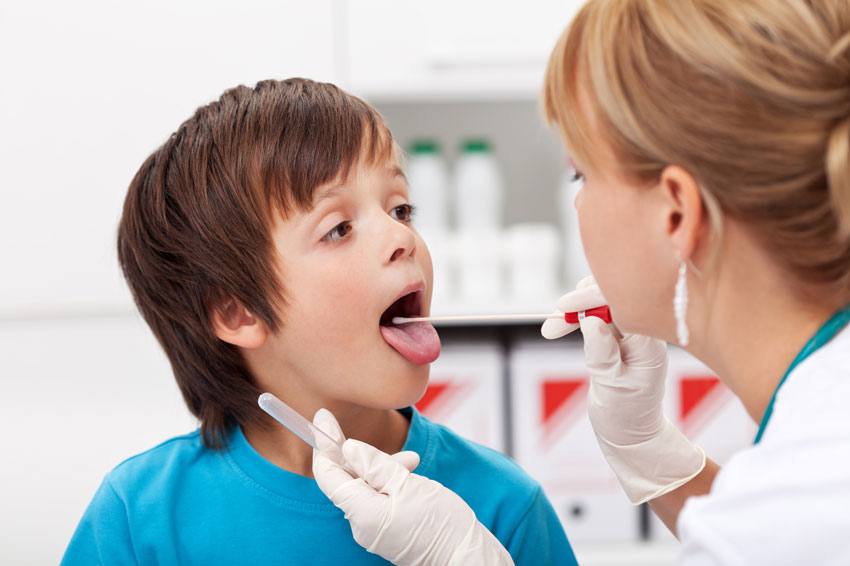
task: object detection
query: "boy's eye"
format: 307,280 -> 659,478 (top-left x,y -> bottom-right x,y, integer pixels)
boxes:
390,204 -> 416,223
322,221 -> 352,242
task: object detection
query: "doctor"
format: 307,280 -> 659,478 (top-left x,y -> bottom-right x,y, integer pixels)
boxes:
312,0 -> 850,563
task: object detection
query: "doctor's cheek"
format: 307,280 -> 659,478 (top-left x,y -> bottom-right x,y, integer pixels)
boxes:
575,195 -> 605,265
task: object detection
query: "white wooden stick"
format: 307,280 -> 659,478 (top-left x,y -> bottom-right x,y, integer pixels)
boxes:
392,313 -> 561,324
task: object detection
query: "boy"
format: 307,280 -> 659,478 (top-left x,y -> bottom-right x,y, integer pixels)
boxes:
62,78 -> 577,565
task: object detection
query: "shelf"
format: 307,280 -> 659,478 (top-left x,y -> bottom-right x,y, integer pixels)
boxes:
355,77 -> 545,105
572,542 -> 679,566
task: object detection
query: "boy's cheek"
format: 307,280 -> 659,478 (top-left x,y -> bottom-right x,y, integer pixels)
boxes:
417,240 -> 435,302
297,260 -> 371,311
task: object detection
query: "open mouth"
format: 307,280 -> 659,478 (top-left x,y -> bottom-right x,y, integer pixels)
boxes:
378,285 -> 441,365
379,290 -> 422,326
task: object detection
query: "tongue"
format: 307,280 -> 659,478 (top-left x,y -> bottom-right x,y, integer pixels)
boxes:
380,321 -> 441,364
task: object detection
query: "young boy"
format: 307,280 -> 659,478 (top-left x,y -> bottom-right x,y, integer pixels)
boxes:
62,78 -> 577,565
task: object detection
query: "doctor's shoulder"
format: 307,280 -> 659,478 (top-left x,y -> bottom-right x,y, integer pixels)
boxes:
678,328 -> 850,565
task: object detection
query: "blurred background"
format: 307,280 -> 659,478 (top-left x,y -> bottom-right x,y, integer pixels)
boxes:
0,1 -> 755,564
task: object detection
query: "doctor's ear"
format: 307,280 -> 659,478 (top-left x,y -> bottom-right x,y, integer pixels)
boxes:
658,165 -> 706,260
210,297 -> 268,349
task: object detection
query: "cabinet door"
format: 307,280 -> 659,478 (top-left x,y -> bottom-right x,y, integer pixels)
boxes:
510,340 -> 638,543
419,341 -> 505,452
345,0 -> 584,100
0,0 -> 338,318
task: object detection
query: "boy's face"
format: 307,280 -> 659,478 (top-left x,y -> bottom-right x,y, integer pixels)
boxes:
259,157 -> 439,412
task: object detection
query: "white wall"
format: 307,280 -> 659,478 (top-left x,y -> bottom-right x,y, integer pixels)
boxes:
0,315 -> 193,564
0,1 -> 339,563
0,0 -> 338,317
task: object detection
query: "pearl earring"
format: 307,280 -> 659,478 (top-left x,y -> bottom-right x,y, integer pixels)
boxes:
674,261 -> 689,346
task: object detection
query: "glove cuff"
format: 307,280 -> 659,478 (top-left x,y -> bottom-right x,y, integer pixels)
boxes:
594,417 -> 706,505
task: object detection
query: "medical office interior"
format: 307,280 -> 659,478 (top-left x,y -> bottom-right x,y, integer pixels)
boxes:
0,1 -> 757,564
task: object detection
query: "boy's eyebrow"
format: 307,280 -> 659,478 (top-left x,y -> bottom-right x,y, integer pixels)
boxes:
389,165 -> 408,184
312,165 -> 408,207
312,184 -> 345,207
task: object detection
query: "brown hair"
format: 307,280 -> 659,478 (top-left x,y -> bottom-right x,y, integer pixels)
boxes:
544,0 -> 850,304
117,78 -> 394,448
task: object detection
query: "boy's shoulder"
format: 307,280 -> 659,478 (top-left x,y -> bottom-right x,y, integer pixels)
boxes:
105,429 -> 210,495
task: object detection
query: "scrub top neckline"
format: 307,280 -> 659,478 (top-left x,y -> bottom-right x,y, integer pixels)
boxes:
754,306 -> 850,444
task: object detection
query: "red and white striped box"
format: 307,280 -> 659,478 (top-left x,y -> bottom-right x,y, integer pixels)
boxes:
665,348 -> 756,466
416,341 -> 506,453
510,340 -> 638,543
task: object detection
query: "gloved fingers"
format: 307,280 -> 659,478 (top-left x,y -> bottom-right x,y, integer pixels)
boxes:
541,311 -> 580,340
620,332 -> 669,368
312,407 -> 349,471
389,450 -> 420,472
576,275 -> 597,289
342,438 -> 410,495
313,408 -> 346,446
313,450 -> 357,497
578,315 -> 622,368
314,455 -> 389,543
556,283 -> 607,313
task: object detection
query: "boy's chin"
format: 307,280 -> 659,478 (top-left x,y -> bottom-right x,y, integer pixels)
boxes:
368,364 -> 431,410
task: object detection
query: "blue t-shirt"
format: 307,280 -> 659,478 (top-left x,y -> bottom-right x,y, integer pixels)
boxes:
62,407 -> 577,565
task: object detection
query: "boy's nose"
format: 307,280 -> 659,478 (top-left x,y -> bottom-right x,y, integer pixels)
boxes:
386,224 -> 417,264
389,245 -> 412,262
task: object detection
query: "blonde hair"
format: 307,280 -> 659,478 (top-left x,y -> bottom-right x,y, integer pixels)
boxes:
544,0 -> 850,304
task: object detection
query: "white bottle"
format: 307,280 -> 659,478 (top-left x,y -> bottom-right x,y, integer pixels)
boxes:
558,164 -> 591,289
406,139 -> 454,306
406,139 -> 449,234
506,223 -> 561,304
456,230 -> 502,306
453,139 -> 504,233
453,139 -> 505,305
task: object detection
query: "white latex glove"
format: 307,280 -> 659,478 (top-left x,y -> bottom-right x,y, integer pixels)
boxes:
312,409 -> 514,566
542,277 -> 706,504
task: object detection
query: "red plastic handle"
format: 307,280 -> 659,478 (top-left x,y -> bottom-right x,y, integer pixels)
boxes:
564,305 -> 612,324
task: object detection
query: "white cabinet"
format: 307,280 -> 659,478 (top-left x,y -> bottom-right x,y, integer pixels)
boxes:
417,341 -> 505,452
510,340 -> 639,544
0,0 -> 338,318
344,0 -> 584,100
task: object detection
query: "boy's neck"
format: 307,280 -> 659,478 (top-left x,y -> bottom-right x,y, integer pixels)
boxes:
243,405 -> 411,478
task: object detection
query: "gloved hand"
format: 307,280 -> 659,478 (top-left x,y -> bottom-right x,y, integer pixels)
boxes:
542,277 -> 706,504
312,409 -> 514,566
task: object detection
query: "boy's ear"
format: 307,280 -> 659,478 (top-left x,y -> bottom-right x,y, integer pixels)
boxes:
211,298 -> 268,349
658,165 -> 705,261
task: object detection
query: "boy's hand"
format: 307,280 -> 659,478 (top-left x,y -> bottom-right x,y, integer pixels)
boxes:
312,410 -> 514,566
